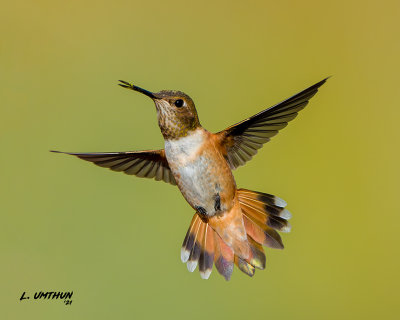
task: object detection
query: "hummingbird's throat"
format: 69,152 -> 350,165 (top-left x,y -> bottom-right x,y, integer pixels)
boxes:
155,100 -> 200,140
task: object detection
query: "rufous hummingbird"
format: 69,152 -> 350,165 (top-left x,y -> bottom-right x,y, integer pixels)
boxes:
52,77 -> 328,280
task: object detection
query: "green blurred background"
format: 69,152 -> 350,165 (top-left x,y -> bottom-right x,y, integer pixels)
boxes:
1,0 -> 399,319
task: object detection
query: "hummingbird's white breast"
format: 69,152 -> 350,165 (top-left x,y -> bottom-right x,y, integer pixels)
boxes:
164,128 -> 205,165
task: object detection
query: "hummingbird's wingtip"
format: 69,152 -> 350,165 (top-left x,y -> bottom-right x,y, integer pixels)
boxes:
321,76 -> 332,83
310,76 -> 330,90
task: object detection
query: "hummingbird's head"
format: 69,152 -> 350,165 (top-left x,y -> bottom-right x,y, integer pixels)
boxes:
119,81 -> 200,140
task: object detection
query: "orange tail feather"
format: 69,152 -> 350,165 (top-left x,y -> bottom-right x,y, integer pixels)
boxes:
181,189 -> 291,280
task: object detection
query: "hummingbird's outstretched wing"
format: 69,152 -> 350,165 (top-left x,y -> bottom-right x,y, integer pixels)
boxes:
216,78 -> 328,169
51,149 -> 177,185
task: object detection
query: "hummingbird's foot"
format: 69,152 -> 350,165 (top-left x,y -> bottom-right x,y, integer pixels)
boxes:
118,80 -> 134,89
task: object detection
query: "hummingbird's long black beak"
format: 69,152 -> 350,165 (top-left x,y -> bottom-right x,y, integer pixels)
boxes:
118,80 -> 156,99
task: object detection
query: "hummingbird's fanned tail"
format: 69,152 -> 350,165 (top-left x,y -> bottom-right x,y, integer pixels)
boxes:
181,190 -> 291,280
181,212 -> 256,281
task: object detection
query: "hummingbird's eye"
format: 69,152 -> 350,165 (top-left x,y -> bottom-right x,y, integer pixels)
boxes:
174,99 -> 184,108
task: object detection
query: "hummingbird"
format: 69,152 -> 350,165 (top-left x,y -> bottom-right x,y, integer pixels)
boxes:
52,77 -> 328,280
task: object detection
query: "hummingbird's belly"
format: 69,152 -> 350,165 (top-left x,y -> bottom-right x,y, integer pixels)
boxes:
173,155 -> 232,216
165,129 -> 236,217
